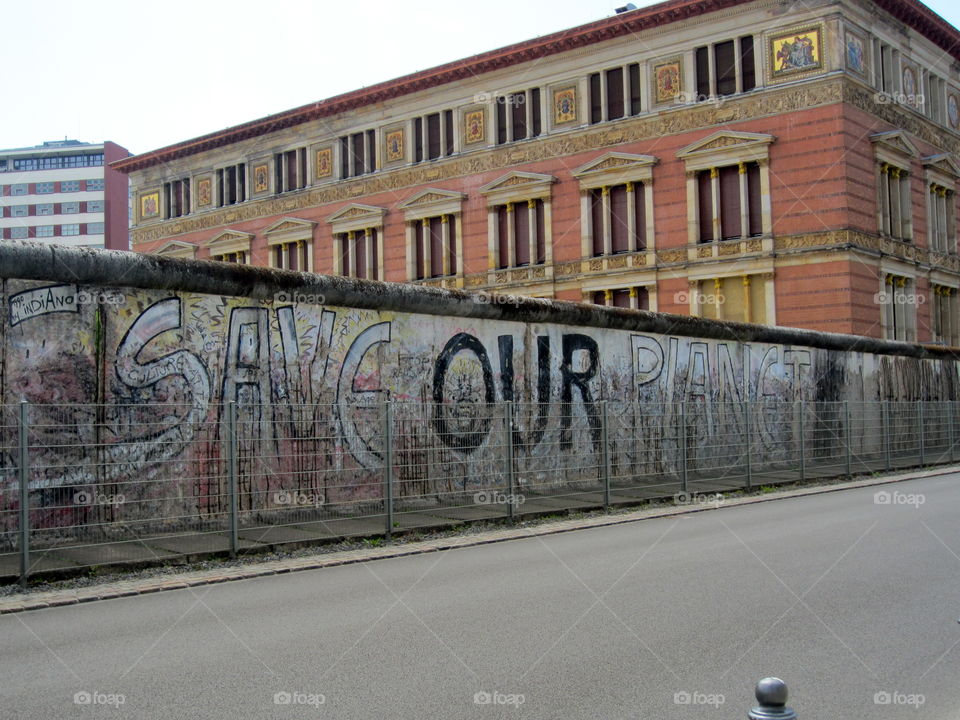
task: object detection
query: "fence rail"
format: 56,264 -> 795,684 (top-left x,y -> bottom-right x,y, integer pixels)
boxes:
0,399 -> 956,584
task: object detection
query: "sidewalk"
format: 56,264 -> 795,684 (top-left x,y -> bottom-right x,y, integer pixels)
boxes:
1,466 -> 955,615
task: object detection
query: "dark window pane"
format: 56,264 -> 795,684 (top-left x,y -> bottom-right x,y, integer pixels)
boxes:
740,36 -> 755,92
696,46 -> 710,100
698,171 -> 714,243
414,118 -> 423,162
414,224 -> 425,278
612,289 -> 631,308
354,233 -> 367,279
531,89 -> 541,136
340,137 -> 350,178
715,40 -> 736,96
351,136 -> 364,176
511,93 -> 526,141
496,101 -> 507,144
629,63 -> 642,115
606,67 -> 624,120
591,189 -> 604,255
366,130 -> 376,172
427,113 -> 441,160
589,73 -> 602,124
536,199 -> 545,264
498,206 -> 509,268
635,182 -> 646,250
515,202 -> 530,266
448,217 -> 457,275
719,164 -> 741,239
430,216 -> 444,276
637,287 -> 650,311
444,110 -> 454,155
610,185 -> 629,253
747,162 -> 762,236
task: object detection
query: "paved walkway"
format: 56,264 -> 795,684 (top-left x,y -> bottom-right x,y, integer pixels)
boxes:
1,465 -> 955,615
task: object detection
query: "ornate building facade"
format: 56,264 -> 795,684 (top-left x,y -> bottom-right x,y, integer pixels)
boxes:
115,0 -> 960,343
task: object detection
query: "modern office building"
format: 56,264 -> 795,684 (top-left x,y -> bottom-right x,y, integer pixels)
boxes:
115,0 -> 960,343
1,140 -> 130,251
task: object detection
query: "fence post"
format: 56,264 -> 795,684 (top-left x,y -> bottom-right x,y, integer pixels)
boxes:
679,401 -> 688,493
505,401 -> 515,521
748,677 -> 796,720
18,401 -> 29,588
844,400 -> 852,477
383,402 -> 394,538
918,401 -> 925,467
744,399 -> 752,491
226,401 -> 238,559
883,400 -> 892,471
949,400 -> 956,463
798,399 -> 805,482
601,401 -> 611,510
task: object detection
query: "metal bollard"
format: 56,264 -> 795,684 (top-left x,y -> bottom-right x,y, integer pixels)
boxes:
748,677 -> 796,719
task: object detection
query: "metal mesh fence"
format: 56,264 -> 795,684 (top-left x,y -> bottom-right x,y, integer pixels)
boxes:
1,399 -> 957,583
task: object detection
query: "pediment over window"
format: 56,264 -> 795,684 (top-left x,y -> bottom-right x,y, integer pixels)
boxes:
572,152 -> 657,188
677,131 -> 774,171
153,240 -> 197,260
399,187 -> 465,221
204,229 -> 253,255
923,153 -> 960,180
479,172 -> 556,205
871,131 -> 919,162
327,203 -> 387,234
262,217 -> 316,245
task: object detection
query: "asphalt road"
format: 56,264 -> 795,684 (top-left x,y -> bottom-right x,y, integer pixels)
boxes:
2,474 -> 959,719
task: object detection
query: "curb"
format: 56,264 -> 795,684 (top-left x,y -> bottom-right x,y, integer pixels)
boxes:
1,466 -> 956,615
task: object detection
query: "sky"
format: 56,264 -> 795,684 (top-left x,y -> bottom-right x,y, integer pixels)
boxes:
4,0 -> 960,157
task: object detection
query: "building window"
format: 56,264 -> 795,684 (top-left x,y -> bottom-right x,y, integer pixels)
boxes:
880,273 -> 915,341
36,225 -> 55,237
61,224 -> 80,236
60,180 -> 80,193
678,131 -> 774,246
932,285 -> 958,345
217,164 -> 247,206
36,203 -> 54,216
924,73 -> 946,123
36,182 -> 55,194
589,64 -> 642,123
493,200 -> 546,268
11,205 -> 28,217
86,200 -> 104,213
11,184 -> 27,196
275,148 -> 308,191
695,36 -> 755,100
12,154 -> 102,171
272,241 -> 308,271
11,227 -> 28,239
873,40 -> 897,94
588,183 -> 647,255
695,162 -> 762,242
339,132 -> 375,179
572,152 -> 657,259
877,163 -> 911,240
336,229 -> 380,279
495,89 -> 542,143
413,111 -> 455,162
694,275 -> 769,324
928,182 -> 955,253
84,179 -> 105,191
410,216 -> 456,279
211,252 -> 246,263
590,286 -> 650,309
87,222 -> 104,234
163,179 -> 190,218
62,201 -> 80,214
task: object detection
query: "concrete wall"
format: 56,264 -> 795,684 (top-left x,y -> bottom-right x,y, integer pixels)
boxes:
0,241 -> 958,534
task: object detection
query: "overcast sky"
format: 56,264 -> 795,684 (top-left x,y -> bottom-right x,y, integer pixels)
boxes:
4,0 -> 960,157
